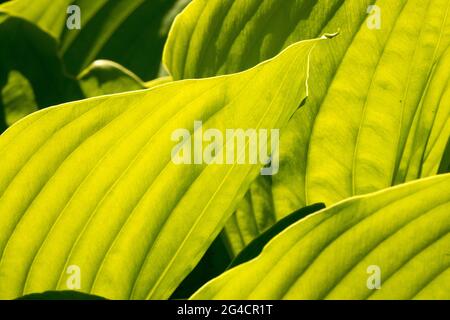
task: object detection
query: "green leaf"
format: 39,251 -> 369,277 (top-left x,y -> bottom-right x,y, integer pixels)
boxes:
1,70 -> 38,126
59,0 -> 191,80
192,174 -> 450,300
0,0 -> 188,129
0,0 -> 69,39
0,10 -> 82,126
1,0 -> 190,80
165,0 -> 450,248
0,37 -> 324,300
274,0 -> 450,211
78,60 -> 146,98
164,0 -> 360,80
228,203 -> 325,269
163,0 -> 375,253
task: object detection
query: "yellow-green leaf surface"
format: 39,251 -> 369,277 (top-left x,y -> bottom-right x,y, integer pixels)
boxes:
164,0 -> 374,254
164,0 -> 365,80
0,37 -> 323,300
292,0 -> 450,207
145,76 -> 173,89
165,0 -> 450,252
192,174 -> 450,300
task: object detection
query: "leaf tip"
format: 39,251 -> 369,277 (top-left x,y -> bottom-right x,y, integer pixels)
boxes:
321,30 -> 340,39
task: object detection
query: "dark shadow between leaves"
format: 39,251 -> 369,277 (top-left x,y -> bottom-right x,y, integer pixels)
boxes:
228,202 -> 326,269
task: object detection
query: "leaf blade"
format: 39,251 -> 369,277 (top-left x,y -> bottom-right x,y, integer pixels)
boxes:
192,174 -> 450,300
0,38 -> 323,299
165,0 -> 450,250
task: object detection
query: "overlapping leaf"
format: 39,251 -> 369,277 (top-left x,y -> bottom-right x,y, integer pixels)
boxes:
193,174 -> 450,300
228,203 -> 325,269
0,38 -> 323,299
164,0 -> 450,252
0,0 -> 189,129
1,0 -> 190,79
0,10 -> 82,127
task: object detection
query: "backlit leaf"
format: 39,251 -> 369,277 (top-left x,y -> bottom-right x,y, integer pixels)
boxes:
193,174 -> 450,300
165,0 -> 450,250
0,38 -> 324,299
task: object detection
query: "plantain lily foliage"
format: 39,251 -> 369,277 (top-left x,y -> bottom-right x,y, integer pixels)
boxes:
193,174 -> 450,300
0,0 -> 188,127
164,0 -> 450,255
0,0 -> 448,300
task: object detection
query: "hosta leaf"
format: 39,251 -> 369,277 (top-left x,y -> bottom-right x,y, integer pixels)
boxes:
1,70 -> 38,126
78,60 -> 146,98
0,0 -> 188,129
165,0 -> 450,250
0,38 -> 324,300
164,0 -> 360,80
0,0 -> 68,39
164,0 -> 374,253
60,0 -> 191,79
287,0 -> 450,207
0,9 -> 82,128
1,0 -> 190,80
192,174 -> 450,300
